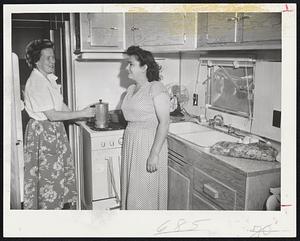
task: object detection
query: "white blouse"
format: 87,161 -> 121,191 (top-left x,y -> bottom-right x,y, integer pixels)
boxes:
24,68 -> 64,120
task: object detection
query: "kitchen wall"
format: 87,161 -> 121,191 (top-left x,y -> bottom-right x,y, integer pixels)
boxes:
73,53 -> 180,110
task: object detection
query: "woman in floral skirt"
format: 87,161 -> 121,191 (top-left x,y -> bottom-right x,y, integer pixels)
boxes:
23,39 -> 95,209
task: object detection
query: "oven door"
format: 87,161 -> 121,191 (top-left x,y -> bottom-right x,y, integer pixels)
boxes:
91,148 -> 121,209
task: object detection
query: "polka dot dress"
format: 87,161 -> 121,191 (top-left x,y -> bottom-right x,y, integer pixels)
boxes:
121,81 -> 168,210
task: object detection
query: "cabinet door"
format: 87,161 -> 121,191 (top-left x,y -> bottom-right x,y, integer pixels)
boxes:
80,13 -> 124,51
126,13 -> 195,50
206,13 -> 237,44
168,165 -> 191,210
240,13 -> 281,42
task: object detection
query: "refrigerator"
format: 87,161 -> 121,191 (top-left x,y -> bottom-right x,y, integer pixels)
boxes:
11,53 -> 24,209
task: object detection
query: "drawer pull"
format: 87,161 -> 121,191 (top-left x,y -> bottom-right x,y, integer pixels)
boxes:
168,148 -> 184,158
169,152 -> 187,164
203,183 -> 219,199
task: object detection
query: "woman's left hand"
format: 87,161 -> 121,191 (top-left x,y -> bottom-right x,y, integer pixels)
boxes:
146,153 -> 159,173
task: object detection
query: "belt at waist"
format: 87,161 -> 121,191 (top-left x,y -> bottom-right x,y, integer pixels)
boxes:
126,121 -> 157,129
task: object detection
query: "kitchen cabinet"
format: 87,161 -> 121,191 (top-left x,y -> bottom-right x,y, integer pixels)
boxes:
79,13 -> 124,52
167,134 -> 281,210
198,13 -> 237,44
240,13 -> 281,42
197,12 -> 281,48
125,13 -> 196,51
167,136 -> 193,210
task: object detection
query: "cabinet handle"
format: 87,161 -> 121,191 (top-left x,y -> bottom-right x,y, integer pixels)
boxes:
203,183 -> 219,199
227,17 -> 238,22
131,26 -> 140,31
110,27 -> 118,30
239,15 -> 251,21
16,140 -> 22,145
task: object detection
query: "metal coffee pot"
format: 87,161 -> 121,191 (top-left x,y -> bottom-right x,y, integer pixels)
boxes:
95,99 -> 109,128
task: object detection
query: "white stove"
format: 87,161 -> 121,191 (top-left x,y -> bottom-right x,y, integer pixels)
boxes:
79,122 -> 124,210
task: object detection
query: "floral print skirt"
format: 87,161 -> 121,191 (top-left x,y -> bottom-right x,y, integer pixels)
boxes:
23,119 -> 77,209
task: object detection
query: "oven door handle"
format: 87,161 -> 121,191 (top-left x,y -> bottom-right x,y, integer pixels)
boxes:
107,158 -> 120,204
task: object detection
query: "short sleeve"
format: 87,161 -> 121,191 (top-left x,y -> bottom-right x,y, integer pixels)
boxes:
150,81 -> 169,98
26,81 -> 54,112
127,84 -> 136,93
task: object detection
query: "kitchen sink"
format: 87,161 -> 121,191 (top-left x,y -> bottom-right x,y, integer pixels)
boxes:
178,131 -> 239,147
169,121 -> 240,147
169,121 -> 211,135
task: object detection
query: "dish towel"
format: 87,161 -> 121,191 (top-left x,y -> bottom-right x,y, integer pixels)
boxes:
210,141 -> 279,162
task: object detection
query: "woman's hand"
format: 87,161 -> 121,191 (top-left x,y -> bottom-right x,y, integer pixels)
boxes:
146,153 -> 159,173
81,106 -> 96,118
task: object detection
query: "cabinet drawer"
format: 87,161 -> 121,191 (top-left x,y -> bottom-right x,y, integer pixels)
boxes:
193,167 -> 237,210
192,192 -> 220,210
167,136 -> 188,160
188,147 -> 246,194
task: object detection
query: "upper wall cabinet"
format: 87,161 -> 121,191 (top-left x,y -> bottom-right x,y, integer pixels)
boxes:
240,13 -> 281,42
125,13 -> 196,51
79,13 -> 124,52
197,12 -> 281,48
75,12 -> 281,53
198,13 -> 237,44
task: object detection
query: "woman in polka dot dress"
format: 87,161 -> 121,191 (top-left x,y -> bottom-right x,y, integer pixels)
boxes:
121,46 -> 170,210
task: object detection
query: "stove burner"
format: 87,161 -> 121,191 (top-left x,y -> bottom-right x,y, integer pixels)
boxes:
86,121 -> 126,131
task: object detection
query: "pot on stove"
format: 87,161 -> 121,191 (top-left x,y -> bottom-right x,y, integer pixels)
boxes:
95,99 -> 109,128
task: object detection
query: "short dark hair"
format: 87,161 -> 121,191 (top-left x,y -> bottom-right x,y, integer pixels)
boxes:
25,39 -> 54,69
125,45 -> 161,82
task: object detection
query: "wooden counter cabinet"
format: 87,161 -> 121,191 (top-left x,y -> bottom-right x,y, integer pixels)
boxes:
188,147 -> 280,210
167,134 -> 281,210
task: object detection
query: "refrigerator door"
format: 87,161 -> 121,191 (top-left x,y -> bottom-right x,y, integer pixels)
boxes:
11,52 -> 24,209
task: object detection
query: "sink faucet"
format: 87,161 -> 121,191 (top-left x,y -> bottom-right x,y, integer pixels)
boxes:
227,124 -> 235,134
213,114 -> 224,126
208,114 -> 224,127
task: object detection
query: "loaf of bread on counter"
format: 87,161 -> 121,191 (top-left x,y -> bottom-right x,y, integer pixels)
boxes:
210,141 -> 279,162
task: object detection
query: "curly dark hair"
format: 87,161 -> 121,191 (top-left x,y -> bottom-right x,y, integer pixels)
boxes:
25,39 -> 54,69
125,45 -> 161,82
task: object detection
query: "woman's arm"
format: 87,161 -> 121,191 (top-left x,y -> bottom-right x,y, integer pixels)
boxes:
146,93 -> 170,173
43,104 -> 95,122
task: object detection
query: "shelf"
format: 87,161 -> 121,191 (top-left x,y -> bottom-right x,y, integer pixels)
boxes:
75,52 -> 125,61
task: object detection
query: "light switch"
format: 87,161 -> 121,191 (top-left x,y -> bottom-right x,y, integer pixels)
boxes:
272,110 -> 281,128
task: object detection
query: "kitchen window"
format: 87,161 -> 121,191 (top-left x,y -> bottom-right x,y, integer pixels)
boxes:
204,58 -> 255,118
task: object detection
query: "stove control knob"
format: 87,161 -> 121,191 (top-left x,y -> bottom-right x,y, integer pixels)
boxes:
118,137 -> 123,145
101,141 -> 106,147
109,141 -> 114,147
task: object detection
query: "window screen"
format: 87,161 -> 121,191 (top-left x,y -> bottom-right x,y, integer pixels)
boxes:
208,61 -> 255,118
